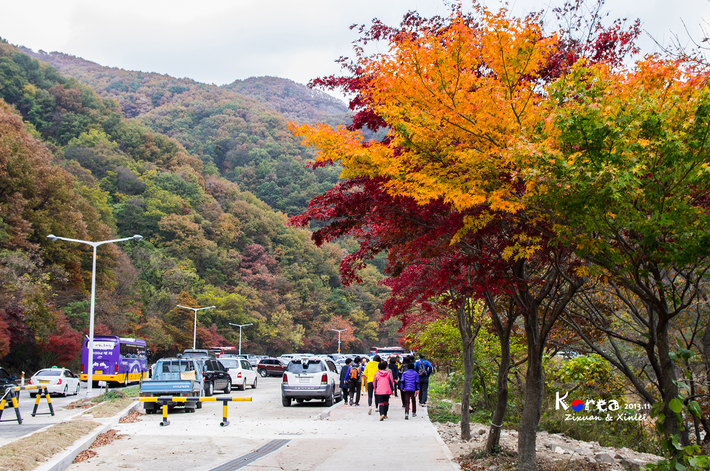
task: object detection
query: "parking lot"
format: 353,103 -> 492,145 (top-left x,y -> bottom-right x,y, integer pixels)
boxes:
64,377 -> 458,471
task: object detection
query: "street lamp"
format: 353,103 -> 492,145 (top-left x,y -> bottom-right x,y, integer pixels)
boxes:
331,329 -> 347,354
47,234 -> 143,396
228,323 -> 253,355
177,305 -> 216,350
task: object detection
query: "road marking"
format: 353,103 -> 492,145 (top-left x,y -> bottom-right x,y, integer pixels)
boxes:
209,439 -> 290,471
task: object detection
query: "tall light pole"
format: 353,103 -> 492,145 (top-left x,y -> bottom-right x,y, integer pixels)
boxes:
47,234 -> 142,396
229,323 -> 253,355
331,329 -> 347,354
177,305 -> 216,350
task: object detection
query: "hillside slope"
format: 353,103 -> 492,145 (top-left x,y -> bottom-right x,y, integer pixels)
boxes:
21,49 -> 351,216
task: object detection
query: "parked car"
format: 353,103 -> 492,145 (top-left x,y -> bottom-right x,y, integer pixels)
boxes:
140,357 -> 204,413
0,367 -> 16,388
219,357 -> 258,390
29,367 -> 80,397
256,358 -> 287,377
181,349 -> 214,358
281,357 -> 342,407
196,358 -> 231,395
244,354 -> 261,367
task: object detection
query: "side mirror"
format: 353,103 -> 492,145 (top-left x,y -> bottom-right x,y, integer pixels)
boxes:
176,354 -> 182,358
10,376 -> 16,381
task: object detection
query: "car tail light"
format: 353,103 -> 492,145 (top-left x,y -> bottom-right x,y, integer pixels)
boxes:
237,372 -> 242,379
115,364 -> 119,374
321,373 -> 327,385
28,378 -> 32,385
282,374 -> 288,384
57,378 -> 62,385
81,364 -> 84,373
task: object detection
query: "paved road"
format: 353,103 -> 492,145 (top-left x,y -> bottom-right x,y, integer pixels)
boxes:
65,378 -> 459,471
0,384 -> 128,446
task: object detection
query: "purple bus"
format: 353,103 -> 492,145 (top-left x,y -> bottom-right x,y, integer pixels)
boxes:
80,335 -> 148,386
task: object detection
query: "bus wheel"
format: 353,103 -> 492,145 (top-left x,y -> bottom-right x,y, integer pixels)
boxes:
124,374 -> 128,387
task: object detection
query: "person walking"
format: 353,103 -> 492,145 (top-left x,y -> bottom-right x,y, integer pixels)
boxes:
414,354 -> 433,406
400,362 -> 419,419
349,356 -> 362,405
339,358 -> 352,405
364,355 -> 381,415
388,356 -> 400,397
399,356 -> 411,408
373,360 -> 394,421
360,357 -> 368,396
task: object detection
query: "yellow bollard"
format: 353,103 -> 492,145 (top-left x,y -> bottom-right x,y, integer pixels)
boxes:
160,403 -> 170,426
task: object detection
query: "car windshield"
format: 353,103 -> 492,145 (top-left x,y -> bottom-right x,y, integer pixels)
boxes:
287,360 -> 325,374
160,361 -> 195,373
220,359 -> 239,369
35,370 -> 62,377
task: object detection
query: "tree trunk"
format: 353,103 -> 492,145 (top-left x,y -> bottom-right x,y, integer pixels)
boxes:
458,302 -> 477,441
484,293 -> 518,454
657,321 -> 685,447
518,343 -> 544,471
486,326 -> 510,453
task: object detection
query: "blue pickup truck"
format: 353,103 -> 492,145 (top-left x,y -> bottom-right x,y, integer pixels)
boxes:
140,358 -> 204,413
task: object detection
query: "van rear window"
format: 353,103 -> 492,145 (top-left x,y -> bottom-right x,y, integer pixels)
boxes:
287,360 -> 325,373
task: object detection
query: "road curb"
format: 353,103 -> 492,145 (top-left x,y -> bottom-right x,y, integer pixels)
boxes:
319,398 -> 342,420
426,412 -> 463,471
34,400 -> 140,471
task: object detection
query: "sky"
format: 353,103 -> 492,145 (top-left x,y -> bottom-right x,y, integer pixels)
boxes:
1,0 -> 710,97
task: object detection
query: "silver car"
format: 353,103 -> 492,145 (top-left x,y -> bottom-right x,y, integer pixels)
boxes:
281,357 -> 342,407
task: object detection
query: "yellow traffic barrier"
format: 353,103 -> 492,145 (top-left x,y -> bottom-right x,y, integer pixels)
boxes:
19,386 -> 55,418
139,396 -> 252,426
0,385 -> 53,424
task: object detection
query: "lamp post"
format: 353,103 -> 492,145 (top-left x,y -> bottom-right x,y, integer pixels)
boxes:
331,329 -> 347,354
47,234 -> 142,396
228,323 -> 253,355
177,305 -> 217,350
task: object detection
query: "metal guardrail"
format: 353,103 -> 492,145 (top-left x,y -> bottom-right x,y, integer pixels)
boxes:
139,396 -> 252,427
0,385 -> 54,424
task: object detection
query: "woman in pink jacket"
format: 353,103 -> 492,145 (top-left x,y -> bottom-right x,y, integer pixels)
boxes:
373,361 -> 394,421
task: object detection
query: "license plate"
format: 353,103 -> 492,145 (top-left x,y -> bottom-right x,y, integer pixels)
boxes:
94,370 -> 103,374
299,378 -> 310,383
38,380 -> 49,383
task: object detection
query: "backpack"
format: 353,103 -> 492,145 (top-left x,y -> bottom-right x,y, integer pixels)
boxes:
349,365 -> 360,381
417,361 -> 428,377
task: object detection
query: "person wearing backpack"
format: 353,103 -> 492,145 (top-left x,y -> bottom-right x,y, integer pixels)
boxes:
364,355 -> 382,415
349,356 -> 362,405
400,362 -> 420,419
373,361 -> 394,421
388,356 -> 400,397
414,354 -> 433,406
339,358 -> 352,405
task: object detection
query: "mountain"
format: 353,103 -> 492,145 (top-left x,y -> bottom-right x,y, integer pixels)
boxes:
20,49 -> 352,217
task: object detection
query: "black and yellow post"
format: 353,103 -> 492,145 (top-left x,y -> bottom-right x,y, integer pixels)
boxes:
0,387 -> 22,424
30,386 -> 54,417
160,401 -> 170,426
139,395 -> 252,427
220,400 -> 229,427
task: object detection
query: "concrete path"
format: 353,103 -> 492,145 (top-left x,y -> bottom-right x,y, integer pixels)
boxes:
65,378 -> 459,471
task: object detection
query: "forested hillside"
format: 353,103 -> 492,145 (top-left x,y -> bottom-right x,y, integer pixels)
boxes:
21,49 -> 351,216
0,39 -> 396,374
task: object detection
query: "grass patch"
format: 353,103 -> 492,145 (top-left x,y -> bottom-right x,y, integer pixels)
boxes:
91,397 -> 137,418
0,420 -> 100,471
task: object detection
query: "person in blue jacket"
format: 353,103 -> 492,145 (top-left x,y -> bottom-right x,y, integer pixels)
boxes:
400,362 -> 419,419
339,358 -> 352,405
414,354 -> 433,406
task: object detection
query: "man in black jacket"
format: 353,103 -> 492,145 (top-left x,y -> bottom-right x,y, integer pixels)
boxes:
339,358 -> 352,405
